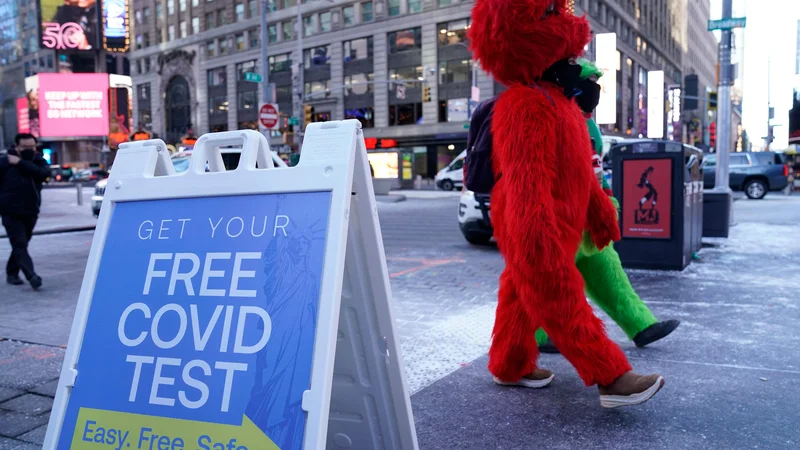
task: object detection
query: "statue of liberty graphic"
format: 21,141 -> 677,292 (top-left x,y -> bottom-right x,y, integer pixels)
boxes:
246,195 -> 327,449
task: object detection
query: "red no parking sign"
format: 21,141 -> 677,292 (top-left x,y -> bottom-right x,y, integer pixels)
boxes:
259,103 -> 279,130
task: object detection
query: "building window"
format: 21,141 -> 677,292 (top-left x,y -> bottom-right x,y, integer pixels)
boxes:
206,41 -> 216,57
144,58 -> 151,72
343,37 -> 372,61
137,84 -> 152,127
389,66 -> 423,82
144,7 -> 150,18
439,60 -> 470,84
344,73 -> 374,95
180,0 -> 186,12
282,21 -> 294,40
346,108 -> 375,128
236,60 -> 257,79
135,10 -> 142,23
206,12 -> 216,29
388,28 -> 422,53
342,6 -> 355,26
235,3 -> 245,21
249,0 -> 258,17
320,12 -> 331,32
237,90 -> 258,112
267,24 -> 277,43
361,1 -> 373,22
220,37 -> 231,55
439,0 -> 452,6
219,9 -> 228,26
438,98 -> 469,122
136,35 -> 143,49
168,25 -> 175,41
193,0 -> 198,6
250,29 -> 260,47
305,80 -> 331,96
168,0 -> 175,15
180,21 -> 187,38
208,95 -> 229,116
192,17 -> 199,34
235,33 -> 245,50
438,19 -> 469,46
156,3 -> 162,18
208,67 -> 227,87
303,15 -> 314,36
408,0 -> 422,13
269,53 -> 292,72
304,45 -> 330,68
387,0 -> 400,16
389,103 -> 423,126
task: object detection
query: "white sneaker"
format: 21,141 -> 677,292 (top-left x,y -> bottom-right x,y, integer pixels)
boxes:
493,373 -> 555,389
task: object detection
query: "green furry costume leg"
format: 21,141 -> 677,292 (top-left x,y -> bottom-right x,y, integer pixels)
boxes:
534,244 -> 658,346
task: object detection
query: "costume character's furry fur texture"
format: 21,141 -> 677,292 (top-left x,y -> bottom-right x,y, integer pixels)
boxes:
535,59 -> 658,345
470,0 -> 631,386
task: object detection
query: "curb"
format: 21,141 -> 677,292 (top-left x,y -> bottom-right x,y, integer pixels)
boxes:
375,194 -> 407,203
0,225 -> 96,239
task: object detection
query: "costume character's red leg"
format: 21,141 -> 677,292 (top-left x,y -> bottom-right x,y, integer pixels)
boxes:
488,269 -> 539,382
517,263 -> 631,386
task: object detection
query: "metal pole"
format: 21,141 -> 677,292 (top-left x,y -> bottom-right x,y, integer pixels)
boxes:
260,0 -> 270,104
77,183 -> 83,206
295,3 -> 305,143
714,0 -> 733,191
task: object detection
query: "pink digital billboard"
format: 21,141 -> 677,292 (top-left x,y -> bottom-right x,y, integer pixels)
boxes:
38,73 -> 110,138
17,98 -> 30,134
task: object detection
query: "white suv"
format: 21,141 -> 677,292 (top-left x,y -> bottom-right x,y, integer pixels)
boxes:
457,188 -> 493,245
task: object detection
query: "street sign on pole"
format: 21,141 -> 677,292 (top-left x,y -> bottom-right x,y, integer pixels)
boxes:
396,84 -> 406,100
288,117 -> 299,126
707,17 -> 746,31
244,72 -> 263,83
42,125 -> 419,450
259,103 -> 280,130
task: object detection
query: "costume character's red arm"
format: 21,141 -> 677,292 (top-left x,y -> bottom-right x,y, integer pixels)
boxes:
587,174 -> 621,250
492,87 -> 567,270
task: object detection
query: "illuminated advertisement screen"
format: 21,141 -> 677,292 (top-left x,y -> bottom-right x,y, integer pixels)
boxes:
24,76 -> 41,138
16,98 -> 30,134
594,33 -> 617,125
37,73 -> 110,138
103,0 -> 129,52
39,0 -> 99,51
367,152 -> 399,179
647,71 -> 665,139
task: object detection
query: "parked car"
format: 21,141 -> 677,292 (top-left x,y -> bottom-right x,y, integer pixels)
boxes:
91,147 -> 288,216
71,168 -> 108,182
703,151 -> 790,199
49,165 -> 75,182
435,150 -> 466,191
458,189 -> 493,245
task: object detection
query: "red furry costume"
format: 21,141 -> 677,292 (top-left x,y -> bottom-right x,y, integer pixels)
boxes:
470,0 -> 631,386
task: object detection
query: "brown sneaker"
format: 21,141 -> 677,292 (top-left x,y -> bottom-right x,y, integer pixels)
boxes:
493,368 -> 555,389
598,371 -> 664,408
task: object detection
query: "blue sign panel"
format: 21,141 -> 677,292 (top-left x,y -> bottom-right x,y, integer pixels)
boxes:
57,191 -> 331,450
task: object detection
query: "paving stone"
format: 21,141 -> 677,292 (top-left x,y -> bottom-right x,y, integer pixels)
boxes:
0,410 -> 48,439
0,388 -> 22,404
17,424 -> 47,445
29,379 -> 59,398
0,394 -> 53,415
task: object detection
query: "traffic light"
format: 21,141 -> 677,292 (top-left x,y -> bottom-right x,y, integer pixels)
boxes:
708,91 -> 718,111
304,104 -> 314,124
423,84 -> 431,102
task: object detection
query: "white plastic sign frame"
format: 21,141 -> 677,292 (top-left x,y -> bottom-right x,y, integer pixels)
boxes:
43,123 -> 418,450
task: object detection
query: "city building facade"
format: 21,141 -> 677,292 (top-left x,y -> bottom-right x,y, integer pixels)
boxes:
683,0 -> 717,146
129,0 -> 690,182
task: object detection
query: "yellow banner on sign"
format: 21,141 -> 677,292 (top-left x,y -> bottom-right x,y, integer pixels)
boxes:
70,407 -> 280,450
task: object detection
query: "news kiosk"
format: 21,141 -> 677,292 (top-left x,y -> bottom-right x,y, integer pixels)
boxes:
43,122 -> 419,450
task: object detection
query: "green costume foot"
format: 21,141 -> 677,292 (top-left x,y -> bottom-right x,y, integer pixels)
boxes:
633,319 -> 681,348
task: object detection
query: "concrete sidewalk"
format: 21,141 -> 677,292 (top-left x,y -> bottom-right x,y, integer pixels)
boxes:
0,188 -> 96,239
411,196 -> 800,449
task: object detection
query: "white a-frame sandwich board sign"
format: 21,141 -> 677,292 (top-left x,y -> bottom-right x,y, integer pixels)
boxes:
43,121 -> 419,450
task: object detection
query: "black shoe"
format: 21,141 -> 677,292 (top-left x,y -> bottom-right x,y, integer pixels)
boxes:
633,319 -> 680,348
6,275 -> 24,286
538,338 -> 560,354
29,275 -> 43,290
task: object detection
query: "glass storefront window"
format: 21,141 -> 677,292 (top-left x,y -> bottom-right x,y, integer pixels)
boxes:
344,37 -> 372,61
345,108 -> 375,128
438,19 -> 469,46
388,28 -> 421,53
344,73 -> 374,95
438,60 -> 470,84
368,152 -> 398,179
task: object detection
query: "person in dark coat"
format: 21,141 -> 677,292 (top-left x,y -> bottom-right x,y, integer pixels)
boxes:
0,133 -> 50,289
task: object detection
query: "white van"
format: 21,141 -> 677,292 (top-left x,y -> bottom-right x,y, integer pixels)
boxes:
435,150 -> 466,191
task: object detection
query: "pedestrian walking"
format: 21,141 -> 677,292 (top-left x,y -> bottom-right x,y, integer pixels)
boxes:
0,133 -> 50,290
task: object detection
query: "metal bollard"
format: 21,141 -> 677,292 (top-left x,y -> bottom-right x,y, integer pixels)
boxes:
77,183 -> 83,206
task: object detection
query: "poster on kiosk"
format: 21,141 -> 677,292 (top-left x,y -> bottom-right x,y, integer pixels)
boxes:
43,122 -> 419,450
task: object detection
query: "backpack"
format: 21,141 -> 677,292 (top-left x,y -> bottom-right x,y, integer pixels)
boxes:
464,96 -> 498,194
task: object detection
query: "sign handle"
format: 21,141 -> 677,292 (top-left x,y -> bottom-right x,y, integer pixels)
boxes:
190,130 -> 265,174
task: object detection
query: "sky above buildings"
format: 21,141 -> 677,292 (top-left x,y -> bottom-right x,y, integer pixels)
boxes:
710,0 -> 800,148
